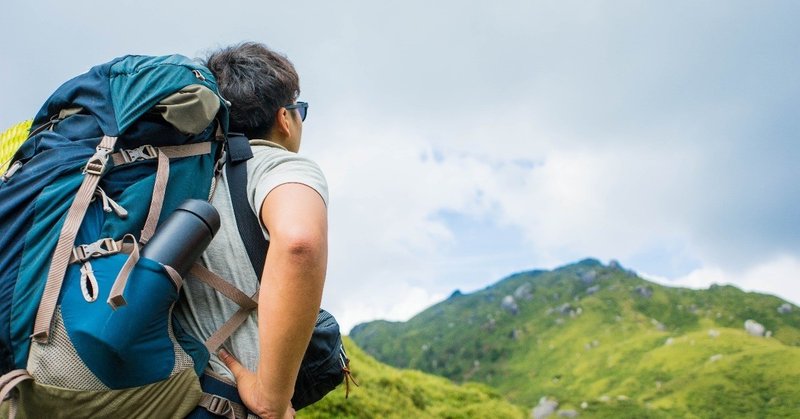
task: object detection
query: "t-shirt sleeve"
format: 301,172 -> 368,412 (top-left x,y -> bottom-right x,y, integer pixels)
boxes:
245,147 -> 329,237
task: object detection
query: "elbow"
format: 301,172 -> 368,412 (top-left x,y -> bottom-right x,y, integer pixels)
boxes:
285,235 -> 323,258
275,229 -> 326,261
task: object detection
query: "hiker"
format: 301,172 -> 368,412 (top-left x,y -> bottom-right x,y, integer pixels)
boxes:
175,42 -> 329,418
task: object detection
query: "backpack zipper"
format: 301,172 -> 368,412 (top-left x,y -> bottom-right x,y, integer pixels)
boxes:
1,161 -> 22,182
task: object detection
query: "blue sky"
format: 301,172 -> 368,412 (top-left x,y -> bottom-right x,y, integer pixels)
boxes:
2,1 -> 799,332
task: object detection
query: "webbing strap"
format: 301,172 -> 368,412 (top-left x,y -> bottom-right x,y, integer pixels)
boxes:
190,264 -> 257,311
162,264 -> 183,290
225,134 -> 270,280
0,369 -> 32,418
110,142 -> 212,166
139,150 -> 169,244
0,374 -> 30,402
188,263 -> 258,352
198,392 -> 247,419
0,370 -> 30,399
8,397 -> 17,419
106,234 -> 140,309
205,289 -> 259,354
33,135 -> 117,343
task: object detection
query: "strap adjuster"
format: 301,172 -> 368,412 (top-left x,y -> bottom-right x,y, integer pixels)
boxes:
120,144 -> 158,163
84,145 -> 114,175
206,395 -> 233,417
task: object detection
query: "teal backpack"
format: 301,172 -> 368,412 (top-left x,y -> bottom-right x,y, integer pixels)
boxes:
0,54 -> 350,418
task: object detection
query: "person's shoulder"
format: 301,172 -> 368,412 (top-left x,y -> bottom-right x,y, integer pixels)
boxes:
251,146 -> 323,174
246,144 -> 328,204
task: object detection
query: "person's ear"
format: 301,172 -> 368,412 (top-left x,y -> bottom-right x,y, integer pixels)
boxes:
274,107 -> 291,138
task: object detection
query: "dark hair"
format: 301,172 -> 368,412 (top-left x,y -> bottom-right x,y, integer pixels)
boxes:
206,42 -> 299,139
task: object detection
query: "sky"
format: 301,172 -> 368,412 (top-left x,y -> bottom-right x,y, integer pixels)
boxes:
2,1 -> 799,333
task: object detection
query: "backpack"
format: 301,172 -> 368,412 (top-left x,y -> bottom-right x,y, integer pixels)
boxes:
0,54 -> 350,418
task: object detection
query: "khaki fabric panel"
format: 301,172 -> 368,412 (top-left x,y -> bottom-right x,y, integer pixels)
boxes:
0,367 -> 202,419
155,84 -> 220,135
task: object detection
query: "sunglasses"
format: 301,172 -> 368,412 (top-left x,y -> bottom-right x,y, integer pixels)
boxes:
284,101 -> 309,122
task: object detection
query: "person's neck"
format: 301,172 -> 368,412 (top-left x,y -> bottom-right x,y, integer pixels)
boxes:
250,139 -> 289,151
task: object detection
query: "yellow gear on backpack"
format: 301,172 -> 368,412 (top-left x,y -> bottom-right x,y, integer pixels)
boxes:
1,120 -> 32,171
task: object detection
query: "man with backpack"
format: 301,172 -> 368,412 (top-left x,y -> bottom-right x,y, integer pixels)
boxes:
0,41 -> 344,418
175,42 -> 329,418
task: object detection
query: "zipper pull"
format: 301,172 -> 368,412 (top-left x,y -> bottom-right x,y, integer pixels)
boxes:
94,187 -> 129,219
104,195 -> 129,219
1,161 -> 22,182
80,261 -> 99,303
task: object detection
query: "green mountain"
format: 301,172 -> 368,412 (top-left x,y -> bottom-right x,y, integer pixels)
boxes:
350,259 -> 800,418
298,337 -> 527,418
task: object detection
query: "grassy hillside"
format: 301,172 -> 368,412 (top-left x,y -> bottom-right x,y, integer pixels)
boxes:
298,337 -> 527,419
350,259 -> 800,417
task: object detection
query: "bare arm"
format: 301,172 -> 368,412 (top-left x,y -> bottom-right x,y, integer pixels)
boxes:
221,182 -> 327,418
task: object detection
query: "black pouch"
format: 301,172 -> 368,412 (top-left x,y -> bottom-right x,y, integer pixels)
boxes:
292,309 -> 350,410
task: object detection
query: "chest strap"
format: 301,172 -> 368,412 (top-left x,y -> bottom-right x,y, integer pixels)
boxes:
110,142 -> 212,166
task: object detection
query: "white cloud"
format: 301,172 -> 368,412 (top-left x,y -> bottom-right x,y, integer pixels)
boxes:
310,107 -> 799,331
324,281 -> 446,334
2,1 -> 799,333
644,254 -> 800,306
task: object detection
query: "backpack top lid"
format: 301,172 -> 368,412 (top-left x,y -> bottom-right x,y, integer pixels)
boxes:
32,54 -> 229,138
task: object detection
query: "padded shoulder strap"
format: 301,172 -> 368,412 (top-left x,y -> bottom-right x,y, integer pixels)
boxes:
225,134 -> 269,280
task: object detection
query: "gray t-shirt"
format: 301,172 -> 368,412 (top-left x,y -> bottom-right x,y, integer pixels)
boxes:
175,140 -> 328,382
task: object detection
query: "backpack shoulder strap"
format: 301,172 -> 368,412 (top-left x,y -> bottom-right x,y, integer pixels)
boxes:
225,134 -> 269,280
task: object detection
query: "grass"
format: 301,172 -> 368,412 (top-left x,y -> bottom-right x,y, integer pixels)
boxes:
299,337 -> 528,419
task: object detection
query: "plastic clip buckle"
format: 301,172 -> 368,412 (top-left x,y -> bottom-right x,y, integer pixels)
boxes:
72,238 -> 120,262
120,145 -> 158,163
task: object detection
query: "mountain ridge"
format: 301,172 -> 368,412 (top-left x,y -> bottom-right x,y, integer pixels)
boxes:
350,258 -> 800,417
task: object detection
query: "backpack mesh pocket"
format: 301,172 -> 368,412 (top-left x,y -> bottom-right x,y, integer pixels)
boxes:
50,254 -> 195,389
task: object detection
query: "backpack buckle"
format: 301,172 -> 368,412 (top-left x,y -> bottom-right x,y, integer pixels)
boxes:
120,145 -> 158,163
72,238 -> 120,262
84,145 -> 114,175
205,395 -> 234,418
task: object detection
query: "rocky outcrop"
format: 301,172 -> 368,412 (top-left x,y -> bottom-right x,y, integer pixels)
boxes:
557,303 -> 574,315
744,319 -> 765,337
501,295 -> 519,315
532,397 -> 558,419
514,283 -> 534,301
579,270 -> 597,284
634,286 -> 653,298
